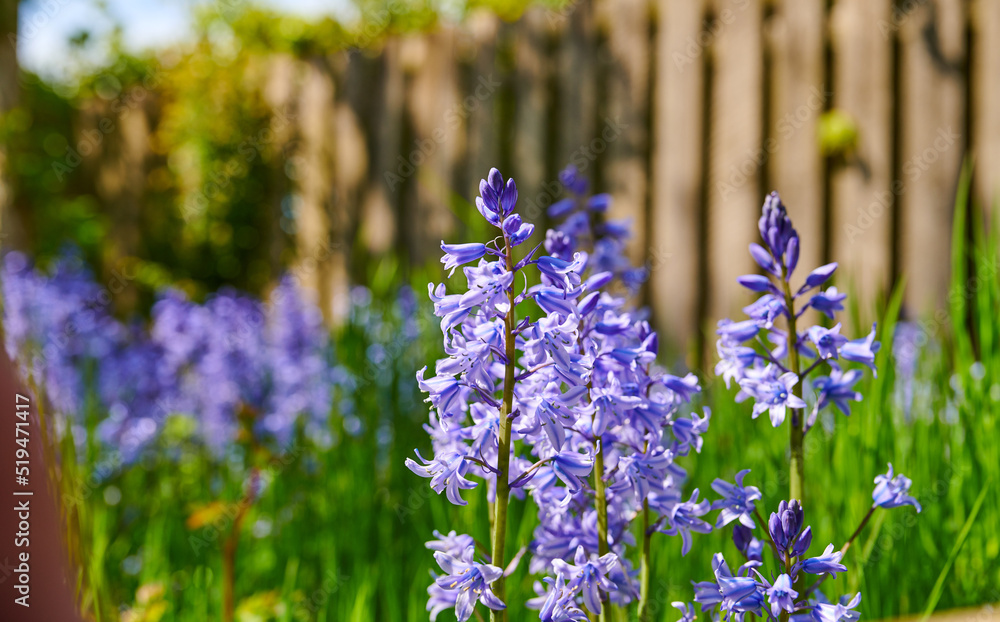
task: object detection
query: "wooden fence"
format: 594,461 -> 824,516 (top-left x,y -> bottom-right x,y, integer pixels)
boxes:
37,0 -> 1000,357
270,0 -> 999,356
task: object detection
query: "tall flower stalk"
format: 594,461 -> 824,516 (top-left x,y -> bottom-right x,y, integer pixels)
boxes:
490,202 -> 521,621
717,192 -> 880,501
408,168 -> 718,621
687,192 -> 921,618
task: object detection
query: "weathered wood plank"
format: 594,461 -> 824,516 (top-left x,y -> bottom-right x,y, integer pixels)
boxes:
707,0 -> 764,319
650,0 -> 707,351
601,0 -> 652,265
555,0 -> 598,175
294,58 -> 338,322
512,8 -> 550,224
899,0 -> 965,313
463,11 -> 501,202
362,39 -> 403,256
768,0 -> 825,276
974,0 -> 1000,215
830,0 -> 894,306
402,28 -> 463,262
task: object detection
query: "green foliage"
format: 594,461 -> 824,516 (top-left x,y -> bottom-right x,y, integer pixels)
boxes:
49,184 -> 1000,620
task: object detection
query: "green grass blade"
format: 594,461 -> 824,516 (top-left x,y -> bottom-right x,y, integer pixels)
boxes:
920,478 -> 992,621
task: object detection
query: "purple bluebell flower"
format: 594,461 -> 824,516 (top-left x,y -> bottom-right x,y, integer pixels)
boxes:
441,242 -> 487,275
737,274 -> 779,294
872,463 -> 921,512
749,243 -> 780,276
765,573 -> 798,617
673,601 -> 697,622
657,489 -> 713,555
529,574 -> 589,621
812,592 -> 862,622
717,319 -> 760,344
801,263 -> 838,291
433,546 -> 506,621
788,525 -> 812,558
550,449 -> 594,492
808,323 -> 848,359
411,167 -> 722,618
711,469 -> 762,529
740,369 -> 807,427
692,579 -> 724,611
744,294 -> 787,328
796,544 -> 847,577
545,229 -> 575,260
426,530 -> 476,556
812,364 -> 863,417
405,450 -> 478,506
809,287 -> 847,319
551,546 -> 619,614
758,191 -> 798,269
768,499 -> 805,552
840,323 -> 881,375
709,552 -> 766,619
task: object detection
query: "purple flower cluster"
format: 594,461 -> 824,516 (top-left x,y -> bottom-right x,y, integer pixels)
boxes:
408,168 -> 781,621
692,499 -> 855,622
683,191 -> 923,622
684,458 -> 920,622
716,192 -> 881,431
545,165 -> 648,294
2,254 -> 338,461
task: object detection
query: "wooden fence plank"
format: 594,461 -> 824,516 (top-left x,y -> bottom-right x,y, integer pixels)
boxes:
361,40 -> 404,256
899,0 -> 965,313
513,8 -> 550,224
974,0 -> 1000,215
403,28 -> 462,263
463,12 -> 501,201
830,0 -> 893,306
650,0 -> 706,351
707,0 -> 764,320
602,0 -> 652,264
768,0 -> 825,276
294,58 -> 338,322
555,0 -> 598,175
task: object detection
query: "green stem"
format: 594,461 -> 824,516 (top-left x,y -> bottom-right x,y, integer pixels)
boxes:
637,499 -> 651,622
593,434 -> 609,622
781,277 -> 805,502
490,240 -> 517,622
803,505 -> 877,599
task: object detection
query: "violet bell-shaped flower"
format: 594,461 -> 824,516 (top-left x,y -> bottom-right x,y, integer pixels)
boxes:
551,546 -> 620,614
432,546 -> 506,622
712,469 -> 762,529
872,463 -> 922,512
